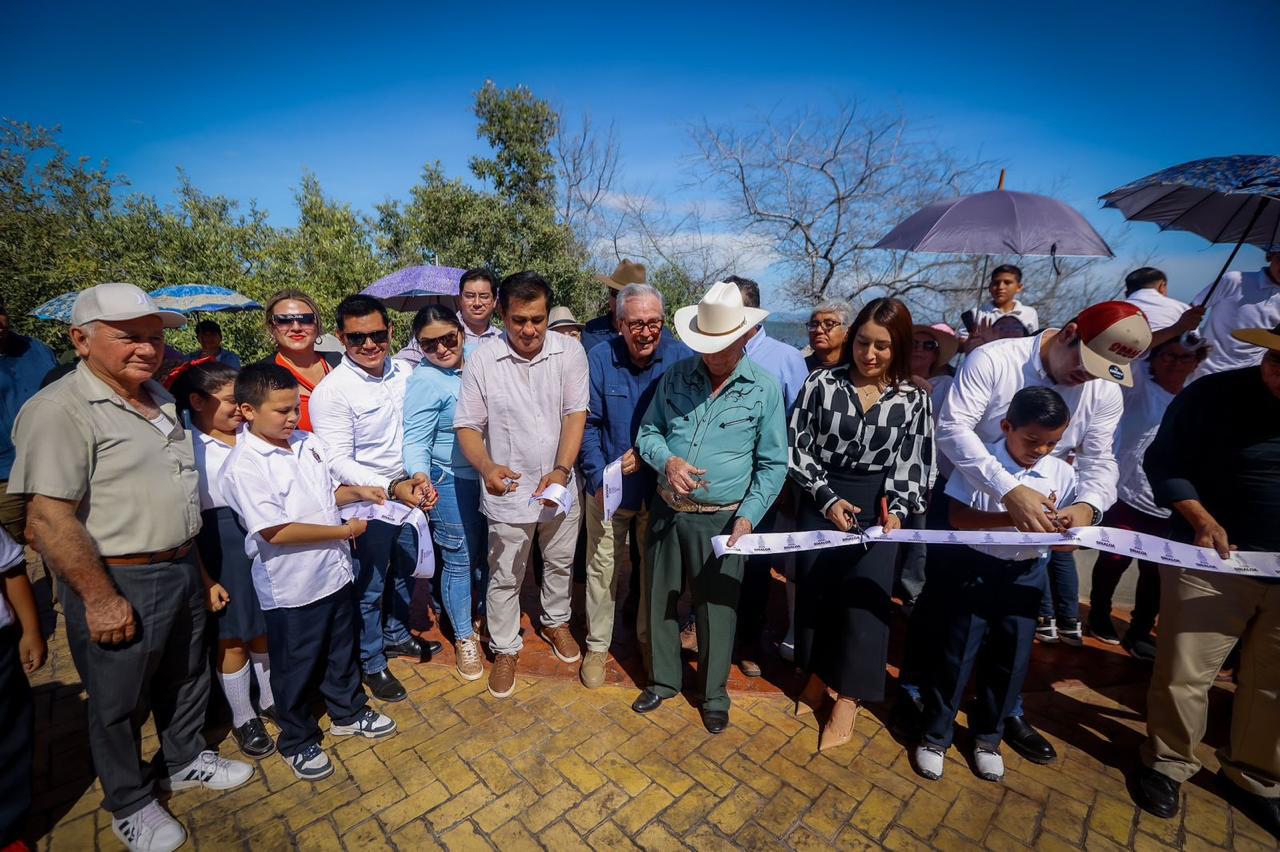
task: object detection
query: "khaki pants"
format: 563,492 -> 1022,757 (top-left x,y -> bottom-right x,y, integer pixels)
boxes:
583,493 -> 649,655
1142,567 -> 1280,798
0,481 -> 25,545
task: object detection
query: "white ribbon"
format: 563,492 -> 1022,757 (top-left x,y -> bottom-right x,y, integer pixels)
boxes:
602,456 -> 625,521
711,525 -> 1280,579
530,482 -> 574,516
339,501 -> 436,579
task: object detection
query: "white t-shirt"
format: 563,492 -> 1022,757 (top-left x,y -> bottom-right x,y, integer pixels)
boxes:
191,426 -> 235,511
0,527 -> 23,629
1124,288 -> 1190,334
973,300 -> 1039,334
1189,267 -> 1280,383
1114,367 -> 1174,519
309,356 -> 412,490
945,439 -> 1077,561
222,429 -> 354,610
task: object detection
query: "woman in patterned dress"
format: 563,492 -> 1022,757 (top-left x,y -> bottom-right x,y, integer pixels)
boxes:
788,297 -> 934,752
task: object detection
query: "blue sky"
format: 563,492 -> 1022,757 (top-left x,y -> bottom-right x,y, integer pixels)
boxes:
3,0 -> 1275,303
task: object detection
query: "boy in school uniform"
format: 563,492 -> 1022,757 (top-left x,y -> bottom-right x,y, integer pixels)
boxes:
222,363 -> 398,782
963,265 -> 1040,351
1,526 -> 45,851
914,386 -> 1077,783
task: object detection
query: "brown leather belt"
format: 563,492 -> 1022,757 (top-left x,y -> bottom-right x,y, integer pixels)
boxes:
658,487 -> 740,515
103,541 -> 194,566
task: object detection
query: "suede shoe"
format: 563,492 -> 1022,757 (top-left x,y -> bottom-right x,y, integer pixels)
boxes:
1003,716 -> 1057,764
736,643 -> 763,678
631,689 -> 664,714
541,624 -> 581,663
1135,767 -> 1181,819
701,708 -> 729,734
362,669 -> 407,703
580,650 -> 608,689
488,653 -> 518,699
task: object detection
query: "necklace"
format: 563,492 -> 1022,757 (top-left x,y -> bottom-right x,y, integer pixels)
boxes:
853,379 -> 887,410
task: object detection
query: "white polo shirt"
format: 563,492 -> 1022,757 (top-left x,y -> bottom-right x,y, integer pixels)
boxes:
222,429 -> 354,610
1124,287 -> 1190,333
0,527 -> 22,630
1188,267 -> 1280,383
309,355 -> 411,490
974,300 -> 1039,334
945,439 -> 1077,561
191,426 -> 234,511
936,332 -> 1122,514
1114,366 -> 1174,519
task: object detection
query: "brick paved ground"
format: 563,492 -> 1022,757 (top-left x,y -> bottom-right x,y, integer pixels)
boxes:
21,559 -> 1279,851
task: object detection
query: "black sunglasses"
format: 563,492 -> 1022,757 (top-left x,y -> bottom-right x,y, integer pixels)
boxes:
418,331 -> 460,352
913,339 -> 939,352
343,330 -> 390,347
271,313 -> 317,327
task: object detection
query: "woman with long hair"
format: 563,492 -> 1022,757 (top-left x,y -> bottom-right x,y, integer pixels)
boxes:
788,297 -> 935,751
257,289 -> 339,432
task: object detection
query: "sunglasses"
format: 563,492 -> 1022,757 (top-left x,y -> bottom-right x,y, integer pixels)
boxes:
806,319 -> 842,332
913,339 -> 939,352
271,313 -> 317,327
418,331 -> 460,352
343,330 -> 390,347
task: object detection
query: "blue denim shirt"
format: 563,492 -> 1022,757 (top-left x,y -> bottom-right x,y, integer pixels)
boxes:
579,332 -> 692,509
1,335 -> 58,479
745,327 -> 809,411
582,313 -> 617,359
402,361 -> 478,481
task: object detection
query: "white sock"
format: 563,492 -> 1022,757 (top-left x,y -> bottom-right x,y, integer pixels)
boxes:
218,663 -> 255,727
250,651 -> 275,711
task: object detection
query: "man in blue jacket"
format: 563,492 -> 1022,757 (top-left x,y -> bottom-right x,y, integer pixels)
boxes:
578,283 -> 691,689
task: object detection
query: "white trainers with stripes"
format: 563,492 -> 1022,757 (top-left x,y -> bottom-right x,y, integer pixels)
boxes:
330,707 -> 398,739
111,800 -> 187,852
913,745 -> 946,781
160,750 -> 253,792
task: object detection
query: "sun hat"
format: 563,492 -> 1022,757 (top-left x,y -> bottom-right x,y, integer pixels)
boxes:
71,283 -> 186,329
1230,321 -> 1280,353
913,322 -> 960,366
673,281 -> 770,354
547,306 -> 584,331
1073,301 -> 1153,387
597,259 -> 647,292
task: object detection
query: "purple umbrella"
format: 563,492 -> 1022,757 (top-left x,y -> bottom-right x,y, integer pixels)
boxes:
362,265 -> 467,311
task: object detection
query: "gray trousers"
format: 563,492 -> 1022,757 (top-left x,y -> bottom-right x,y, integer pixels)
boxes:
61,557 -> 210,818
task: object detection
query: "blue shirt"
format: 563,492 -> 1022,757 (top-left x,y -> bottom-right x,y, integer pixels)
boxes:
402,361 -> 477,481
582,313 -> 617,358
745,327 -> 808,411
1,335 -> 58,479
580,332 -> 692,509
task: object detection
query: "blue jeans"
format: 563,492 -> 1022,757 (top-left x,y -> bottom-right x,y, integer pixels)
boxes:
351,519 -> 416,675
1035,550 -> 1080,622
429,466 -> 488,641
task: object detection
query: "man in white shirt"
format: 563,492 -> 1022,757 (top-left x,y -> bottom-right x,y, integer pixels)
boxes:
455,272 -> 590,700
1122,266 -> 1204,348
1187,247 -> 1280,383
309,295 -> 440,704
456,268 -> 503,346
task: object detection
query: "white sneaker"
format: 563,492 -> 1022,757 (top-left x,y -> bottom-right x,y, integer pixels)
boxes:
974,746 -> 1005,782
112,801 -> 187,852
289,743 -> 335,781
778,633 -> 795,663
913,745 -> 946,780
1035,616 -> 1059,643
330,707 -> 397,739
161,750 -> 253,792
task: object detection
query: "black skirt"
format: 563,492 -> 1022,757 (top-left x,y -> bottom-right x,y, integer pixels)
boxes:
197,507 -> 267,642
793,466 -> 898,701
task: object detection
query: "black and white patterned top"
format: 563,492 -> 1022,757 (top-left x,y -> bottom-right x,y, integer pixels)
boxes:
787,366 -> 934,518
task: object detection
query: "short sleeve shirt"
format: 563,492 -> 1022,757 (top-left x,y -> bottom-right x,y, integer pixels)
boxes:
0,526 -> 23,629
192,426 -> 235,510
9,361 -> 201,556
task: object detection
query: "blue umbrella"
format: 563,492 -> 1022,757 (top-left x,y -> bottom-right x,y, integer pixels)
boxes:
28,292 -> 78,323
149,284 -> 261,314
363,265 -> 467,311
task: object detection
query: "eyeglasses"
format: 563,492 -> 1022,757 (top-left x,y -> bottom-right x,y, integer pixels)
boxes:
806,319 -> 842,332
461,292 -> 494,303
343,330 -> 390,347
912,339 -> 939,352
271,313 -> 317,327
624,319 -> 664,334
418,331 -> 460,352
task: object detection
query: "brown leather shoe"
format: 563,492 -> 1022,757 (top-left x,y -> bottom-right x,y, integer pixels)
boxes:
737,643 -> 763,678
488,653 -> 518,698
541,624 -> 581,663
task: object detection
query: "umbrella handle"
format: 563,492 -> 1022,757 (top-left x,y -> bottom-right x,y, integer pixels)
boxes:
1198,195 -> 1271,308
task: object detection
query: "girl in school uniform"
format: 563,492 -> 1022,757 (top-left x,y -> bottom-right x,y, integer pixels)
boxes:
173,362 -> 277,759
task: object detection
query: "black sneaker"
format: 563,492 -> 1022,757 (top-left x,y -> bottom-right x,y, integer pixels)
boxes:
1086,613 -> 1121,644
1122,629 -> 1157,662
231,717 -> 276,758
1058,618 -> 1084,647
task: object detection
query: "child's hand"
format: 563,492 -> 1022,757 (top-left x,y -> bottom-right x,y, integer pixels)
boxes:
345,518 -> 369,539
19,631 -> 47,674
207,583 -> 230,613
352,485 -> 388,505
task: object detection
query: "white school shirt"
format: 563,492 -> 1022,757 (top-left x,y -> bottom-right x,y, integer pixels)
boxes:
945,439 -> 1077,561
0,526 -> 22,629
1188,268 -> 1280,383
1124,288 -> 1190,333
221,429 -> 354,610
308,355 -> 411,490
973,300 -> 1039,334
928,374 -> 955,484
191,426 -> 234,510
936,332 -> 1122,514
1113,367 -> 1174,519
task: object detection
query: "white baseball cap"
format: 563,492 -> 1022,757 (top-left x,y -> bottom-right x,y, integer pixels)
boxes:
71,283 -> 186,329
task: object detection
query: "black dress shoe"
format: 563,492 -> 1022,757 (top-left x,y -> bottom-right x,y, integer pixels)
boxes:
363,669 -> 407,702
701,709 -> 729,734
1216,771 -> 1280,839
384,636 -> 443,662
888,692 -> 923,742
631,689 -> 664,714
1002,716 -> 1057,764
231,717 -> 276,758
1135,767 -> 1181,819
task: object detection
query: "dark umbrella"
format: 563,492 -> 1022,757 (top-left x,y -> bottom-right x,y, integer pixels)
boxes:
1100,155 -> 1280,304
363,265 -> 467,312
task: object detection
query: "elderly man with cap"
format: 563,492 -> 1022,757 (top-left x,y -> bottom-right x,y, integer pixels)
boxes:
631,282 -> 787,733
1133,322 -> 1280,838
11,283 -> 253,852
583,259 -> 647,355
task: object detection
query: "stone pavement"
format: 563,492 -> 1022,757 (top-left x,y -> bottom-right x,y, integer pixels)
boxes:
21,561 -> 1279,851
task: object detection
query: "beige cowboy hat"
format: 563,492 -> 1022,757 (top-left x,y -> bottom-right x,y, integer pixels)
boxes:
673,281 -> 770,354
547,306 -> 584,331
597,259 -> 647,291
1231,321 -> 1280,353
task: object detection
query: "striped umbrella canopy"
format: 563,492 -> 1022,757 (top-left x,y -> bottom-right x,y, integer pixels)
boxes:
363,265 -> 467,311
28,292 -> 78,323
149,284 -> 261,314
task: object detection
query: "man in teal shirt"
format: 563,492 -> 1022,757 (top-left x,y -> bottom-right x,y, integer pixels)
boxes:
632,282 -> 787,733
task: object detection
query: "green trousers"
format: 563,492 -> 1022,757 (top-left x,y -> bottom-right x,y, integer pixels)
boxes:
647,501 -> 744,713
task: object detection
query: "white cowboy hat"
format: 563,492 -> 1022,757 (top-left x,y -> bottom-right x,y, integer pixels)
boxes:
673,281 -> 770,354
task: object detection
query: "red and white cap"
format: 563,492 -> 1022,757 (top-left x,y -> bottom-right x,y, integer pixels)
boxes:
1074,301 -> 1152,387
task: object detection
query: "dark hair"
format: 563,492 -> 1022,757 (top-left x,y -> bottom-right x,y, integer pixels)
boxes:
235,362 -> 298,408
847,297 -> 914,386
1005,386 -> 1070,430
195,319 -> 222,335
459,268 -> 497,295
498,271 -> 552,313
412,304 -> 463,336
1124,266 -> 1166,296
992,314 -> 1030,337
991,264 -> 1023,284
171,362 -> 238,415
335,294 -> 389,332
724,275 -> 761,308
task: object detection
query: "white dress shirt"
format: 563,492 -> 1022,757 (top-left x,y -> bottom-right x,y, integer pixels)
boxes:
191,426 -> 234,510
945,439 -> 1077,561
0,526 -> 22,629
221,429 -> 354,610
1114,366 -> 1174,518
973,300 -> 1039,333
936,332 -> 1122,514
1124,287 -> 1190,333
1188,267 -> 1280,383
308,355 -> 411,490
